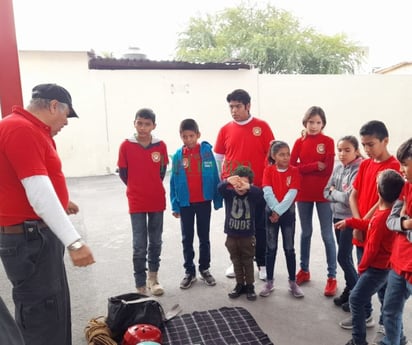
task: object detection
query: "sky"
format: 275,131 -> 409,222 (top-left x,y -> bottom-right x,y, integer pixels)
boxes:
11,0 -> 412,71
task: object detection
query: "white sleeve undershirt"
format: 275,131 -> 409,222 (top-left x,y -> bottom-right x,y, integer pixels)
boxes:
214,153 -> 224,175
21,175 -> 81,247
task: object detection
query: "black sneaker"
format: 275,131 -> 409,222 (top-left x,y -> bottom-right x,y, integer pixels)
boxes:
246,284 -> 257,301
199,269 -> 216,286
180,273 -> 197,289
228,283 -> 245,298
334,286 -> 350,306
342,301 -> 350,312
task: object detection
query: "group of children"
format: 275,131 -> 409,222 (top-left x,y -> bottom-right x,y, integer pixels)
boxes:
117,90 -> 411,345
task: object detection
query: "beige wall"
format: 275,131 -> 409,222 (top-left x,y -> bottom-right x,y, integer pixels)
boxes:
16,50 -> 412,177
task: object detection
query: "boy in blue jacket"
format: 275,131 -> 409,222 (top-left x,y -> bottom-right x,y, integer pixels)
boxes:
170,119 -> 222,289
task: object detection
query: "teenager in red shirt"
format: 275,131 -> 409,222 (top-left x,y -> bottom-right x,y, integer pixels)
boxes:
335,169 -> 404,345
118,108 -> 169,296
290,106 -> 337,296
382,138 -> 412,345
215,89 -> 274,280
350,121 -> 400,257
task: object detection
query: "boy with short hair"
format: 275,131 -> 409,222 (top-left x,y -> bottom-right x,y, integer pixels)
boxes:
340,120 -> 400,329
350,120 -> 400,258
170,118 -> 222,289
218,166 -> 264,301
381,138 -> 412,345
335,169 -> 405,345
117,108 -> 169,296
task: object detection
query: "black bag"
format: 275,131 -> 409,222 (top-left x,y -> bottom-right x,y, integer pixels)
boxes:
106,293 -> 165,341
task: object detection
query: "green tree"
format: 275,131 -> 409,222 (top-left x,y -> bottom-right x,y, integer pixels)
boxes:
175,3 -> 364,74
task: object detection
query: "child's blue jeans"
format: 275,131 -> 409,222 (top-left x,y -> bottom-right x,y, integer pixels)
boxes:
265,206 -> 296,282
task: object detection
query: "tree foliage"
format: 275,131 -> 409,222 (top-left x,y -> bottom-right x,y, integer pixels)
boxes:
175,3 -> 365,74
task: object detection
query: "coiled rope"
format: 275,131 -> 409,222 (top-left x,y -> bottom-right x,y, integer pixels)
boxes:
84,316 -> 117,345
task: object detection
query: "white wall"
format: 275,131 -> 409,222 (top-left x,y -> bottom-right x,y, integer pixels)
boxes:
16,50 -> 412,177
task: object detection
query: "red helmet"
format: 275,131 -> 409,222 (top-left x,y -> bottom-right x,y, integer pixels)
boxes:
122,324 -> 162,345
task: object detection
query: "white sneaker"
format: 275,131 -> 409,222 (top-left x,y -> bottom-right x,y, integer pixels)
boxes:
225,264 -> 235,278
258,266 -> 267,281
339,315 -> 375,330
371,325 -> 385,345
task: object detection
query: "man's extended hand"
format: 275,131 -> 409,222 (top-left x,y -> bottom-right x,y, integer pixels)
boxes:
69,245 -> 95,267
66,200 -> 79,215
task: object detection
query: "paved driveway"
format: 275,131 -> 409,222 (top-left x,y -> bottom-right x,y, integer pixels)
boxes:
1,174 -> 410,345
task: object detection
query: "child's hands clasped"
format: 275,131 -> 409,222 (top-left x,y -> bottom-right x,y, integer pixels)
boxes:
269,211 -> 280,223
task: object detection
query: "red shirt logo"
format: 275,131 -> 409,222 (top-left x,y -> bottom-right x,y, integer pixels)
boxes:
252,127 -> 262,136
152,152 -> 161,162
317,144 -> 325,154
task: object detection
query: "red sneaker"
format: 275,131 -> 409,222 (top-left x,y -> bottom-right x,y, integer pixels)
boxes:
295,269 -> 310,285
324,277 -> 337,296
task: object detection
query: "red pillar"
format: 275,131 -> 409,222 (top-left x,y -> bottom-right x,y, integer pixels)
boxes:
0,0 -> 23,118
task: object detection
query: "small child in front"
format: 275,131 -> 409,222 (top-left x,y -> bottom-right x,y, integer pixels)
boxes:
218,166 -> 263,301
260,140 -> 304,298
335,169 -> 405,345
170,118 -> 222,290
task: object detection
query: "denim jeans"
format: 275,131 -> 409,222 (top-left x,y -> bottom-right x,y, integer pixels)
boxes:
354,245 -> 375,321
356,245 -> 364,266
130,212 -> 164,287
381,269 -> 411,345
297,201 -> 337,277
0,228 -> 71,345
334,218 -> 358,290
350,267 -> 388,345
179,201 -> 212,275
265,206 -> 296,282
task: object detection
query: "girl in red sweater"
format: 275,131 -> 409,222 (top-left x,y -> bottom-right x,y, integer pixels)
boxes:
290,106 -> 337,296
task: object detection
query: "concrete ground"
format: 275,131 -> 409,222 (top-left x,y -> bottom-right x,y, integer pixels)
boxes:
1,174 -> 411,345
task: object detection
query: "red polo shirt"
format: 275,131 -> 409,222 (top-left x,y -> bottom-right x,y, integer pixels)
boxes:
118,139 -> 169,213
0,106 -> 69,225
214,117 -> 274,187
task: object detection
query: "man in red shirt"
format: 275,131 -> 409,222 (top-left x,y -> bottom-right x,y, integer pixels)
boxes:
0,83 -> 95,345
215,89 -> 274,279
335,169 -> 404,345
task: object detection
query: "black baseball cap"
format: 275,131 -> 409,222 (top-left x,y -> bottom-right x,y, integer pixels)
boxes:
31,83 -> 78,118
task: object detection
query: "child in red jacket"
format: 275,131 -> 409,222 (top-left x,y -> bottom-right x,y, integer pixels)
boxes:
335,169 -> 405,345
381,138 -> 412,345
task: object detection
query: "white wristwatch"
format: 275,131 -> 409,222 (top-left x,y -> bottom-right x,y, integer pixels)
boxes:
67,239 -> 85,251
